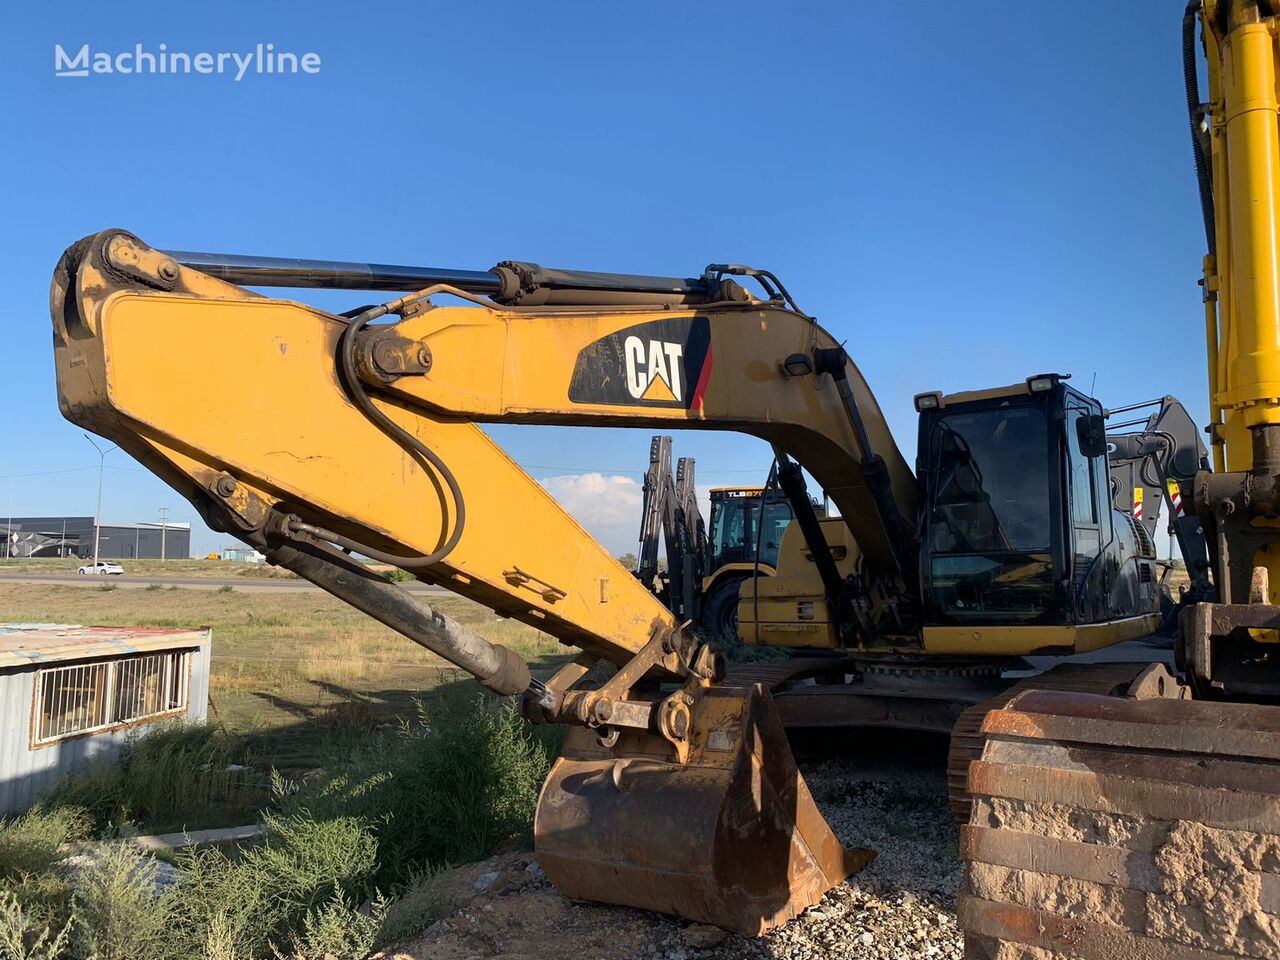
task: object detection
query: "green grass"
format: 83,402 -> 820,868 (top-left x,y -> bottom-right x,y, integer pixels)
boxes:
0,809 -> 385,960
280,693 -> 559,889
0,697 -> 559,959
50,722 -> 258,833
0,581 -> 575,955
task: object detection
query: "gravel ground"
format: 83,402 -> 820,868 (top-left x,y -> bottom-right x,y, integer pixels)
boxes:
382,731 -> 965,960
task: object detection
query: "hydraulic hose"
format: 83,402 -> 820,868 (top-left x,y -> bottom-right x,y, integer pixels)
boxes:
1184,0 -> 1217,255
299,295 -> 468,569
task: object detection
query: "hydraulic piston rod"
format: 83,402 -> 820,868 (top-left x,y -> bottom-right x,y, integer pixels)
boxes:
165,250 -> 736,306
166,249 -> 505,294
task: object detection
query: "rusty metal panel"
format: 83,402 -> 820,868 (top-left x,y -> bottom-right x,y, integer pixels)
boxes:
960,896 -> 1247,960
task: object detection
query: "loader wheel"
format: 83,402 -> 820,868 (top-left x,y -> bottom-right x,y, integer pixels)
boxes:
701,576 -> 746,645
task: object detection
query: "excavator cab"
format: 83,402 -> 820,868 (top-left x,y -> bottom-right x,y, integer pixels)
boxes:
915,374 -> 1159,639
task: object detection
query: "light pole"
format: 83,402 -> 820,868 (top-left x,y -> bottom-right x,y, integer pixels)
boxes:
83,434 -> 117,570
159,507 -> 169,562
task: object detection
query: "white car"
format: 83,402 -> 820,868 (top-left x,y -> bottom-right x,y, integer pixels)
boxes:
77,561 -> 124,575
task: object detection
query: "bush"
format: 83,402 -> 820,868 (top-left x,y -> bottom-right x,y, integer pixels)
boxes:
382,568 -> 414,583
0,807 -> 91,880
277,893 -> 387,960
0,888 -> 72,960
68,843 -> 173,960
158,812 -> 377,959
281,695 -> 555,888
0,697 -> 559,958
0,806 -> 91,948
376,868 -> 452,945
49,721 -> 253,832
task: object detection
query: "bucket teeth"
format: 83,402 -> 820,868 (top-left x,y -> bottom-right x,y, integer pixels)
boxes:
534,684 -> 873,936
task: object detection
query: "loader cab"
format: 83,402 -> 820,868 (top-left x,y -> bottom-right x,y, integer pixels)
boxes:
706,487 -> 795,572
914,374 -> 1144,631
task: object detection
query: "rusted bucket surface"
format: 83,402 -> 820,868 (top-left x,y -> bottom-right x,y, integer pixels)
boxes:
534,684 -> 873,936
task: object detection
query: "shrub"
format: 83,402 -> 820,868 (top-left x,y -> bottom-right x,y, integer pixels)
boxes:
382,568 -> 414,584
0,807 -> 91,880
281,695 -> 555,887
0,806 -> 90,952
276,893 -> 387,960
376,868 -> 452,945
68,844 -> 173,960
160,813 -> 378,958
0,888 -> 72,960
49,721 -> 253,832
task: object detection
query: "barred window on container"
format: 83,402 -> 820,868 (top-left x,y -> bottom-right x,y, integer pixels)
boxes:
33,650 -> 191,745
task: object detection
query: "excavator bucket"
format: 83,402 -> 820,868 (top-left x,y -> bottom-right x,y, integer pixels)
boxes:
534,684 -> 873,935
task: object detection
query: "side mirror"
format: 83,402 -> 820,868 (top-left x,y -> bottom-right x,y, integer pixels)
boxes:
1077,413 -> 1108,459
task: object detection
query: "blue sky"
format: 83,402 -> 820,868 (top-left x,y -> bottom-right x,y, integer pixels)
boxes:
3,2 -> 1207,555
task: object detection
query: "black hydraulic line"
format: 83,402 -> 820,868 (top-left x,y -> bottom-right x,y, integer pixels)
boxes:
320,297 -> 466,567
264,537 -> 532,697
165,250 -> 727,306
812,347 -> 917,584
770,446 -> 846,612
1184,0 -> 1217,255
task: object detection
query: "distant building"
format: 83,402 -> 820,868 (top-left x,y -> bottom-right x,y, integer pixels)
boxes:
0,623 -> 211,814
1,517 -> 191,560
221,546 -> 267,563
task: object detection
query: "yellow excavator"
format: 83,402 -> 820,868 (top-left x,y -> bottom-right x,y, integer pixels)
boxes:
45,1 -> 1280,951
45,238 -> 1168,932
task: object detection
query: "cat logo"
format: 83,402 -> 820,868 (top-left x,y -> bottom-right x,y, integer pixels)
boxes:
625,337 -> 684,402
568,317 -> 712,410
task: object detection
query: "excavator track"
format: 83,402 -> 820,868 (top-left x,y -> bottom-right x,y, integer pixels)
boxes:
946,662 -> 1152,825
723,654 -> 855,691
959,690 -> 1280,960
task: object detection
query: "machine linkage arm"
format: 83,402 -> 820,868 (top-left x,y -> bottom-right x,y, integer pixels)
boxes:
50,229 -> 728,753
343,277 -> 917,594
1106,396 -> 1213,603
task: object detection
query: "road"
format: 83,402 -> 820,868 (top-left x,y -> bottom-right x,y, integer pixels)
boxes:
0,573 -> 447,593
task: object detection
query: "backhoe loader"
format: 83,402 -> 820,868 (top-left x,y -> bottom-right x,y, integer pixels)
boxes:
45,1 -> 1280,951
634,435 -> 798,640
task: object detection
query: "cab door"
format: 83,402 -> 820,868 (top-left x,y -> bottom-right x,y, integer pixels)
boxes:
1064,399 -> 1114,622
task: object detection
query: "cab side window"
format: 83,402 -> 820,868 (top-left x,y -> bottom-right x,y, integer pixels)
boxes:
1067,408 -> 1098,527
